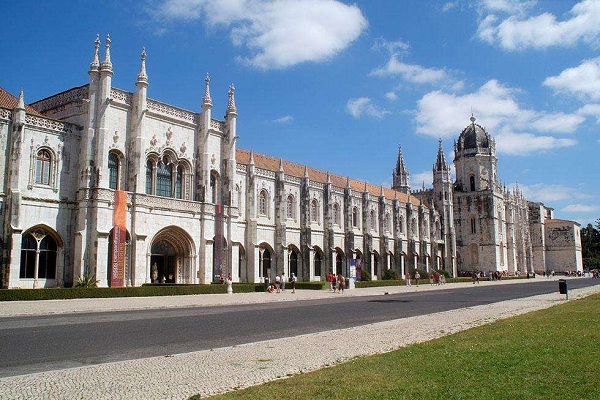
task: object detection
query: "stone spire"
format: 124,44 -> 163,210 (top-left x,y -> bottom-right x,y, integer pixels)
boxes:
226,83 -> 237,116
326,172 -> 331,184
90,34 -> 100,71
392,145 -> 410,194
202,73 -> 212,108
434,139 -> 450,172
136,47 -> 148,85
249,151 -> 255,165
278,158 -> 284,173
304,165 -> 309,178
17,88 -> 25,110
101,34 -> 113,72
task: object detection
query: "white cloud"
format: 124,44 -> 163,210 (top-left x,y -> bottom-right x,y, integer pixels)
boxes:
415,80 -> 582,155
370,40 -> 462,88
346,97 -> 390,119
544,57 -> 600,101
411,170 -> 433,189
442,2 -> 458,13
562,204 -> 599,212
517,183 -> 590,203
476,0 -> 600,51
385,91 -> 398,101
269,115 -> 294,124
152,0 -> 368,70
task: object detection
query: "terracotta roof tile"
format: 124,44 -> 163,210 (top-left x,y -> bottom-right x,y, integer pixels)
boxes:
0,87 -> 45,117
236,148 -> 422,207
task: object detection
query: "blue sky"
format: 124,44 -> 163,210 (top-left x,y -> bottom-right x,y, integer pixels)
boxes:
2,0 -> 599,226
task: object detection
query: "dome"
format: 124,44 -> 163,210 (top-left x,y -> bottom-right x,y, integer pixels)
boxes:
457,115 -> 490,151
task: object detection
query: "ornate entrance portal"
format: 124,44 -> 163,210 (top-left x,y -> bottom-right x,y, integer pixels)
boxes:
149,227 -> 195,284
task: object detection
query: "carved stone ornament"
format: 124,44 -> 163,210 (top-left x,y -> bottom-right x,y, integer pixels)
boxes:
150,134 -> 157,147
180,142 -> 187,154
211,154 -> 216,166
166,127 -> 173,145
113,130 -> 119,143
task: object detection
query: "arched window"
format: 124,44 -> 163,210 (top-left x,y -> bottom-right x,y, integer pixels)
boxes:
311,199 -> 319,223
471,216 -> 477,234
259,190 -> 268,216
470,175 -> 475,191
35,149 -> 51,185
352,207 -> 359,228
333,203 -> 340,226
19,230 -> 57,280
286,195 -> 294,219
289,248 -> 299,277
145,160 -> 153,194
260,247 -> 271,278
370,210 -> 376,230
210,171 -> 219,204
156,158 -> 172,197
384,213 -> 390,232
175,166 -> 183,199
108,152 -> 119,190
399,215 -> 404,233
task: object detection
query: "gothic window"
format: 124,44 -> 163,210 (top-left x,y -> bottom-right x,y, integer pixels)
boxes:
19,230 -> 57,280
145,160 -> 153,194
35,149 -> 51,185
175,166 -> 183,199
311,199 -> 319,223
471,216 -> 477,234
259,190 -> 268,216
370,210 -> 376,231
108,151 -> 119,190
384,213 -> 390,232
210,171 -> 219,204
156,158 -> 172,197
286,195 -> 294,219
399,215 -> 404,233
352,207 -> 359,228
333,203 -> 340,226
470,175 -> 475,191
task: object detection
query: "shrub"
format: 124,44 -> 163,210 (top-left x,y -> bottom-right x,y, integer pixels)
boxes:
382,269 -> 400,280
436,269 -> 450,278
359,268 -> 372,281
75,272 -> 99,288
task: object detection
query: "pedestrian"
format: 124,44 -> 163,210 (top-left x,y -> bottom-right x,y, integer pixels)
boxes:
339,274 -> 345,293
281,272 -> 286,291
265,276 -> 270,292
414,270 -> 420,286
476,271 -> 480,284
405,272 -> 411,286
291,273 -> 297,293
275,274 -> 281,293
328,272 -> 335,291
472,271 -> 477,284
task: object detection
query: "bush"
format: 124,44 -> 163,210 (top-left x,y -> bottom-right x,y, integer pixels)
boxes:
359,268 -> 372,281
355,280 -> 403,288
436,269 -> 450,278
382,269 -> 400,280
75,272 -> 99,288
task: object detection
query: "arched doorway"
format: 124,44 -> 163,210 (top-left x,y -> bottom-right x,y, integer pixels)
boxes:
313,246 -> 323,278
373,251 -> 380,278
259,243 -> 273,280
150,227 -> 195,284
288,245 -> 300,277
335,248 -> 344,276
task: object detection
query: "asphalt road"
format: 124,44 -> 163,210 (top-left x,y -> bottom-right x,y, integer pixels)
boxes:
1,279 -> 598,378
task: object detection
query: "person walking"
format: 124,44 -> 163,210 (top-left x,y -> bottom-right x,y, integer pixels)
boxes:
328,272 -> 335,291
281,272 -> 286,292
405,272 -> 411,286
275,274 -> 281,293
414,270 -> 420,286
291,273 -> 297,293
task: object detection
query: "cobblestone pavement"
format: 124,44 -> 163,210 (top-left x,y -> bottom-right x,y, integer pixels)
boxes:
1,277 -> 597,399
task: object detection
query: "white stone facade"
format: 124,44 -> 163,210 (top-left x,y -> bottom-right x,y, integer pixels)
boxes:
0,38 -> 581,288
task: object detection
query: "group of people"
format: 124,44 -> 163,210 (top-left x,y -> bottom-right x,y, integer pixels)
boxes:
326,272 -> 346,293
265,272 -> 297,294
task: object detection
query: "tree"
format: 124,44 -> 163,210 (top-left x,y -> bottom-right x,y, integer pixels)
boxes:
581,220 -> 600,269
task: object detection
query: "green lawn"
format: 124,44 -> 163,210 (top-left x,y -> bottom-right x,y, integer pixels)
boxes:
198,293 -> 600,400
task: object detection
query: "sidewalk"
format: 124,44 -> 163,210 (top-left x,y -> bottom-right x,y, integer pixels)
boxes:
0,276 -> 564,318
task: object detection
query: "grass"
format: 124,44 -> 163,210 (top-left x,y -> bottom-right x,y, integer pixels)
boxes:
196,293 -> 600,400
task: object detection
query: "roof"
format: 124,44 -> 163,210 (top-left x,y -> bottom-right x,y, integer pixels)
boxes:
236,149 -> 422,207
0,87 -> 45,117
545,219 -> 579,226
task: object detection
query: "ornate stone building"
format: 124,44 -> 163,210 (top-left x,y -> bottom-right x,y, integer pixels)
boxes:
0,37 -> 582,288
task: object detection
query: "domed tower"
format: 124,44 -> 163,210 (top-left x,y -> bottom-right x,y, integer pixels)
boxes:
453,115 -> 507,273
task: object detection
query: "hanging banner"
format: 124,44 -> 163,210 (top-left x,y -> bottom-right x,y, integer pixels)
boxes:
110,190 -> 127,287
